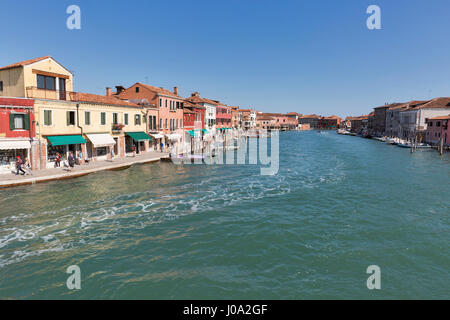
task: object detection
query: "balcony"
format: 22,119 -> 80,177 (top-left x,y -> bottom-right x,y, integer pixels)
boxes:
26,87 -> 79,101
112,124 -> 125,133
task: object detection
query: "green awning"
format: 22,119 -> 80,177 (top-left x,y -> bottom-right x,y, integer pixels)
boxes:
47,135 -> 87,146
202,129 -> 209,134
126,131 -> 152,141
187,130 -> 198,137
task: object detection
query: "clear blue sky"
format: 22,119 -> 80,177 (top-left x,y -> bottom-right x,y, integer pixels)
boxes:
1,0 -> 450,117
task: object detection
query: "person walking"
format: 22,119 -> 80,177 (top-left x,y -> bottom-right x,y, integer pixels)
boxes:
55,153 -> 61,168
68,152 -> 75,171
15,156 -> 26,176
132,145 -> 136,157
110,148 -> 115,161
160,142 -> 164,152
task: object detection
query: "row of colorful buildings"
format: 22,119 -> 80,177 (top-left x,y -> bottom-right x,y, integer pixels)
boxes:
345,98 -> 450,147
1,56 -> 335,174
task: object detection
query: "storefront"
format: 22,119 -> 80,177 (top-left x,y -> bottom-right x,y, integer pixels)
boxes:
125,132 -> 152,154
0,139 -> 31,174
46,135 -> 87,168
149,133 -> 164,151
86,134 -> 116,161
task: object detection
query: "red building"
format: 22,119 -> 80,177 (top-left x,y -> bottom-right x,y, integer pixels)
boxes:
116,83 -> 185,150
216,105 -> 232,129
0,97 -> 36,173
318,115 -> 342,129
183,100 -> 205,131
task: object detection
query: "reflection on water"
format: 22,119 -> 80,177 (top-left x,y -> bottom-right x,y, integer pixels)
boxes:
0,131 -> 449,299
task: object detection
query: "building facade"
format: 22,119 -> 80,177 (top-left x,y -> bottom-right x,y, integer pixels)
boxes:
116,83 -> 184,152
425,115 -> 450,146
0,97 -> 36,174
399,98 -> 450,140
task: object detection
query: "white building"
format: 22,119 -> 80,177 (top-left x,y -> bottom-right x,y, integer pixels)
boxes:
399,97 -> 450,139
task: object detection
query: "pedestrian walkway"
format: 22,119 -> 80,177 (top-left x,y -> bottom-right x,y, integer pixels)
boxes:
0,151 -> 170,188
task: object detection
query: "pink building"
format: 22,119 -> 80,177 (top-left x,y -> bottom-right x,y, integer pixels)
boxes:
426,115 -> 450,146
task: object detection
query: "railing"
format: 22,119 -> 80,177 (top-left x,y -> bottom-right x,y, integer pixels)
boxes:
112,124 -> 125,132
26,87 -> 79,101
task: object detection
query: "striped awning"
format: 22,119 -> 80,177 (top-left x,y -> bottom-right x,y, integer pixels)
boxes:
0,139 -> 31,150
150,133 -> 164,139
165,133 -> 181,141
86,134 -> 116,148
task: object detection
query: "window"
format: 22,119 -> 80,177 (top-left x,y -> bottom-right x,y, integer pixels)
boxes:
67,111 -> 76,126
0,81 -> 3,92
37,74 -> 55,90
176,119 -> 179,129
124,113 -> 129,125
135,114 -> 141,125
85,111 -> 91,125
113,113 -> 118,125
9,113 -> 29,130
165,100 -> 168,108
101,112 -> 106,125
159,98 -> 162,107
165,119 -> 168,129
136,87 -> 140,93
44,110 -> 52,126
160,118 -> 162,129
437,121 -> 441,127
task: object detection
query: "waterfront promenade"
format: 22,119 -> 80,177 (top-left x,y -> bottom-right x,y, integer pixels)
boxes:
0,151 -> 170,189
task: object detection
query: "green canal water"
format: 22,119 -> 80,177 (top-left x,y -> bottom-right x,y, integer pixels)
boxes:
0,131 -> 449,299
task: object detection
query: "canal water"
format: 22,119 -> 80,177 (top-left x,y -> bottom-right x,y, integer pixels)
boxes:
0,131 -> 449,299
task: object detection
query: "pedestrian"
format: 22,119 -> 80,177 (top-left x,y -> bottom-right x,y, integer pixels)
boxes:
78,150 -> 84,165
110,148 -> 115,161
55,152 -> 61,168
68,152 -> 75,171
132,145 -> 136,157
160,142 -> 164,152
15,156 -> 26,176
24,157 -> 33,175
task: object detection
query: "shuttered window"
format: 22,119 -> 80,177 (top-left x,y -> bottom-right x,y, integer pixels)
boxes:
124,113 -> 129,125
44,110 -> 52,126
66,111 -> 76,126
9,113 -> 29,130
85,111 -> 91,125
101,112 -> 106,125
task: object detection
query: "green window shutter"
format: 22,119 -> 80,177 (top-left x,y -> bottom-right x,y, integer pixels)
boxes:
24,114 -> 30,130
67,111 -> 70,126
9,113 -> 15,130
44,110 -> 52,126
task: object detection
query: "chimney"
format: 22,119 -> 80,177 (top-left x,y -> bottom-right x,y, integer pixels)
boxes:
174,86 -> 178,96
115,86 -> 125,95
106,87 -> 111,96
191,91 -> 200,97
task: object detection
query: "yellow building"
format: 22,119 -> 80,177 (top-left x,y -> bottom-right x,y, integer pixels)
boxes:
0,56 -> 74,100
0,56 -> 152,170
